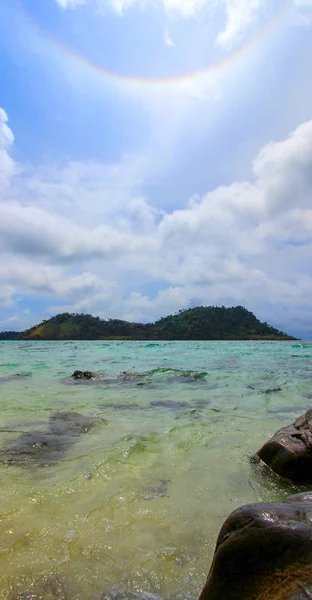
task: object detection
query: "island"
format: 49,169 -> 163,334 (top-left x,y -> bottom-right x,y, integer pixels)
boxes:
0,306 -> 296,340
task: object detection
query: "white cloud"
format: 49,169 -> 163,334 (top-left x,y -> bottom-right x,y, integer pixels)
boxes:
163,0 -> 206,18
54,0 -> 259,46
254,120 -> 312,215
53,0 -> 312,50
55,0 -> 86,8
164,27 -> 175,47
0,201 -> 156,262
216,0 -> 262,47
0,109 -> 15,192
55,0 -> 207,16
293,0 -> 312,7
156,121 -> 312,276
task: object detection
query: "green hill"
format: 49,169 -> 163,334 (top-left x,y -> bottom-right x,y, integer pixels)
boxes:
0,306 -> 296,340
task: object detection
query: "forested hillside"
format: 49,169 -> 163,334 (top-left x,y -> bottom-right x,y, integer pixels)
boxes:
0,306 -> 295,340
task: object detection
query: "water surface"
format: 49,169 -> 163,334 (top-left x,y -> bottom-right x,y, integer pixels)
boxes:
0,340 -> 311,599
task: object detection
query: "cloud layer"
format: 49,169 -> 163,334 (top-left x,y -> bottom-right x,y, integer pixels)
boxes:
1,107 -> 312,334
54,0 -> 265,47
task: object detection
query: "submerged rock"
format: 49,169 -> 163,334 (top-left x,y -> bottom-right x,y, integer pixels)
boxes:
49,411 -> 98,435
0,374 -> 29,384
256,407 -> 312,481
99,403 -> 141,411
142,478 -> 171,500
3,411 -> 102,467
4,431 -> 70,465
199,491 -> 312,600
150,400 -> 188,410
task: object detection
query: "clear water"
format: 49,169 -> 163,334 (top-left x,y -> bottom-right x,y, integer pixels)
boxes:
0,340 -> 312,599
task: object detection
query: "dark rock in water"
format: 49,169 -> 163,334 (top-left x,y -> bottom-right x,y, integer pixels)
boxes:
3,411 -> 102,467
100,403 -> 141,411
247,382 -> 282,394
72,370 -> 93,379
4,431 -> 70,465
267,406 -> 307,415
256,407 -> 312,481
191,399 -> 212,407
198,491 -> 312,600
49,411 -> 98,435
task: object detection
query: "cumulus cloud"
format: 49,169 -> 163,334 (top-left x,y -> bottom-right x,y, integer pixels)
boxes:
1,106 -> 312,332
156,121 -> 312,285
0,260 -> 108,298
0,201 -> 156,262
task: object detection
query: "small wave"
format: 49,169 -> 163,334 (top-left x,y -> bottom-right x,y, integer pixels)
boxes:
143,343 -> 161,348
145,368 -> 208,381
247,379 -> 285,394
292,343 -> 311,348
16,371 -> 32,377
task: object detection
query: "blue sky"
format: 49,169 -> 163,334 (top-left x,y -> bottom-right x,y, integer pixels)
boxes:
0,0 -> 312,337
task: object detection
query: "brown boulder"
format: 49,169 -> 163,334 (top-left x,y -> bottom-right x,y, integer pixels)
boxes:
256,407 -> 312,481
199,492 -> 312,600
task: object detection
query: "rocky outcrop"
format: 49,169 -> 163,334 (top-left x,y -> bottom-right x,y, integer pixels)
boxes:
72,370 -> 93,379
199,492 -> 312,600
256,408 -> 312,481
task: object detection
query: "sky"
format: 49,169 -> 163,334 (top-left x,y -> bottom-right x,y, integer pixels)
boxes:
0,0 -> 312,338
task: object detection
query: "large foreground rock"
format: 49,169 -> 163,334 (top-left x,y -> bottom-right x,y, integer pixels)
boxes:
256,408 -> 312,481
199,491 -> 312,600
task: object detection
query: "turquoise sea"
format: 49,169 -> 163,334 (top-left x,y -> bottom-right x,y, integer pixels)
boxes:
0,340 -> 312,599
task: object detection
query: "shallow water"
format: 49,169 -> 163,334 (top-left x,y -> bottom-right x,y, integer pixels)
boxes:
0,340 -> 312,599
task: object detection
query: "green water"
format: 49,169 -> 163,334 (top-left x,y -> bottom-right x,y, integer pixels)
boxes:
0,340 -> 312,599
